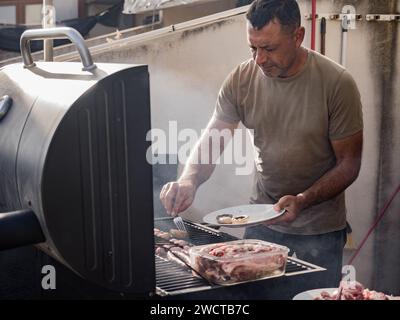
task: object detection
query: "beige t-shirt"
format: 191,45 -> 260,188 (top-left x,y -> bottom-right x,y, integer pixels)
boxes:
213,49 -> 363,235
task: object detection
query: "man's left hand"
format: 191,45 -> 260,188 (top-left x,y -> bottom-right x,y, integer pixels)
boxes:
263,194 -> 306,226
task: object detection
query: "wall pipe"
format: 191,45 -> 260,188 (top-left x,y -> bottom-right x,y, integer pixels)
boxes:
311,0 -> 316,50
320,17 -> 326,55
42,0 -> 55,61
340,14 -> 348,67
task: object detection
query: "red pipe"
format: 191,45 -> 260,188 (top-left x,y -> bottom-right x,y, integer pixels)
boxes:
347,183 -> 400,266
311,0 -> 316,50
337,183 -> 400,300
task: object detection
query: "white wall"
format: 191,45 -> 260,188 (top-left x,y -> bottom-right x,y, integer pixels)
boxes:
54,0 -> 78,22
0,5 -> 16,24
21,0 -> 78,25
25,4 -> 42,25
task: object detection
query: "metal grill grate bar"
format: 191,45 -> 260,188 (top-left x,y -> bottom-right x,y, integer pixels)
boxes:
285,260 -> 309,272
155,256 -> 211,294
156,271 -> 190,278
156,274 -> 194,282
184,222 -> 237,245
158,279 -> 205,288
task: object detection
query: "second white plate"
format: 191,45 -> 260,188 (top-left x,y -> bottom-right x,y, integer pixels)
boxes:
292,288 -> 337,300
203,204 -> 285,228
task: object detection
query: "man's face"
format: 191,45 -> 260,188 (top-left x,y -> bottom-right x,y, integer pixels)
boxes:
247,19 -> 303,78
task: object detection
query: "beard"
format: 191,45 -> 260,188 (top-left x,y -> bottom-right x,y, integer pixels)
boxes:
259,53 -> 298,78
259,64 -> 285,78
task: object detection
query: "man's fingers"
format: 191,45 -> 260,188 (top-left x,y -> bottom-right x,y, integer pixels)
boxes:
172,187 -> 184,214
274,196 -> 292,211
160,184 -> 168,203
264,209 -> 292,225
265,209 -> 297,226
273,203 -> 282,212
160,181 -> 196,216
274,200 -> 284,212
178,197 -> 193,213
164,184 -> 179,215
264,215 -> 286,226
160,183 -> 172,209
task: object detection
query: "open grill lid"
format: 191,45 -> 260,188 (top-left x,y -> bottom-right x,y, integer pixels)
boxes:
0,27 -> 155,294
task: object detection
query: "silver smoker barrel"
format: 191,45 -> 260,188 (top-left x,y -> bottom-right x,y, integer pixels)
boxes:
0,27 -> 155,295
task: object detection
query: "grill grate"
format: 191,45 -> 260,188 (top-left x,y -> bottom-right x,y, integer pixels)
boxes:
154,218 -> 325,296
154,217 -> 236,245
182,221 -> 237,245
155,255 -> 213,296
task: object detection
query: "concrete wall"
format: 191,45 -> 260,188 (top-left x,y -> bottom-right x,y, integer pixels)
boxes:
32,1 -> 399,294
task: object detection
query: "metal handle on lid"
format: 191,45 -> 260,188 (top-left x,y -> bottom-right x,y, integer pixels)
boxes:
0,209 -> 45,251
20,27 -> 96,71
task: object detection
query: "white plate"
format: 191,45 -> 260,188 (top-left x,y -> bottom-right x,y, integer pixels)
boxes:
292,288 -> 337,300
293,288 -> 398,300
202,204 -> 285,228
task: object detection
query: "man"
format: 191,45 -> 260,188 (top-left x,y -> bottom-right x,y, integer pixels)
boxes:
160,0 -> 363,289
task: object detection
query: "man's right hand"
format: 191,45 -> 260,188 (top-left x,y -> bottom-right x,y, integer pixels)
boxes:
160,180 -> 197,217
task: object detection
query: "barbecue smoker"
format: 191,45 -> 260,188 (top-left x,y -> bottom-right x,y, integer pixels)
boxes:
0,27 -> 325,299
0,27 -> 155,295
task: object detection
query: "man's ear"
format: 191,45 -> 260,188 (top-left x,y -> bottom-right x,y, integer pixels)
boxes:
295,27 -> 305,48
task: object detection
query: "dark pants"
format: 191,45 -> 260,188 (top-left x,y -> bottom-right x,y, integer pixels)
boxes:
244,225 -> 347,289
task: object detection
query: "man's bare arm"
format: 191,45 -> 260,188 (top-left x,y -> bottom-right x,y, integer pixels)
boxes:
299,130 -> 363,208
179,117 -> 239,187
160,117 -> 239,215
266,130 -> 363,225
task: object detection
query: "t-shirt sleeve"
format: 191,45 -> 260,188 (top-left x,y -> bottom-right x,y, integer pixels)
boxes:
212,68 -> 241,124
328,70 -> 363,140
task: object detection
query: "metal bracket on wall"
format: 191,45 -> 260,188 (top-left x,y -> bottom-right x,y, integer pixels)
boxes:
306,13 -> 400,22
304,13 -> 362,21
366,14 -> 400,22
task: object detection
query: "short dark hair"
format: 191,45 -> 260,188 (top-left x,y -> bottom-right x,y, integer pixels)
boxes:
246,0 -> 301,33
